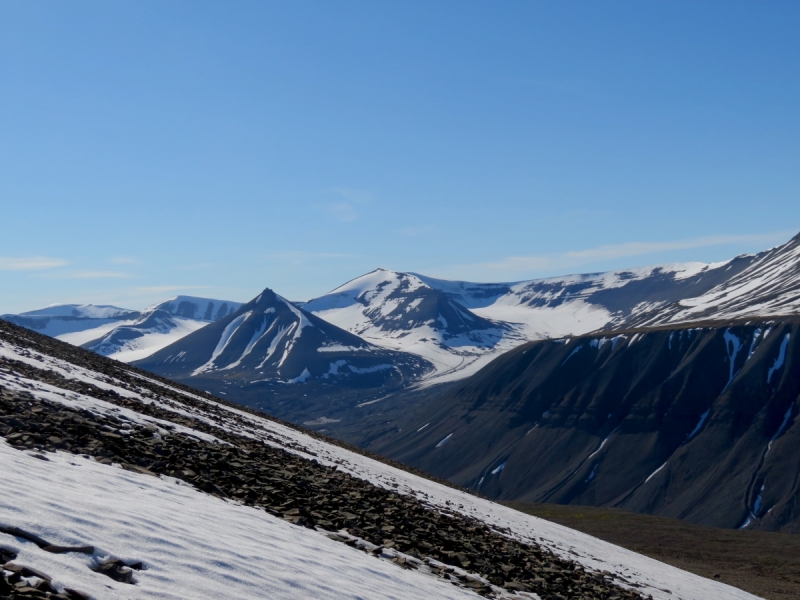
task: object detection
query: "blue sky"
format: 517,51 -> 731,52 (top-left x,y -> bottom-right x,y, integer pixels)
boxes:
1,1 -> 799,312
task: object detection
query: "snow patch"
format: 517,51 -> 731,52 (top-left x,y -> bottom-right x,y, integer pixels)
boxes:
686,410 -> 710,440
286,368 -> 311,384
490,462 -> 507,476
192,312 -> 251,375
435,434 -> 453,448
767,333 -> 790,383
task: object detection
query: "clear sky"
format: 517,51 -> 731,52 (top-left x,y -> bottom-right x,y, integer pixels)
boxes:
1,1 -> 799,313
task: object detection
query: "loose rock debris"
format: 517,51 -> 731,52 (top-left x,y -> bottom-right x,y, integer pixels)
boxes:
0,325 -> 649,600
1,545 -> 91,600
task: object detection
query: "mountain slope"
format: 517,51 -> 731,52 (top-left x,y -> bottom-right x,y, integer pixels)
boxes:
415,257 -> 756,338
134,288 -> 433,413
304,270 -> 520,384
367,319 -> 800,533
0,317 -> 759,600
304,257 -> 762,385
631,232 -> 800,326
82,296 -> 242,362
1,304 -> 140,345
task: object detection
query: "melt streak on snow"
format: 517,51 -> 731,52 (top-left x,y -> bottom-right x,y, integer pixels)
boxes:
0,339 -> 760,600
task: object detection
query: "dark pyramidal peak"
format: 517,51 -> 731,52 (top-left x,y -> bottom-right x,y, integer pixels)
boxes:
367,318 -> 800,532
135,287 -> 432,389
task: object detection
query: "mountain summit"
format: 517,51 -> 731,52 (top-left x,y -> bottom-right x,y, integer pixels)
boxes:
135,287 -> 432,403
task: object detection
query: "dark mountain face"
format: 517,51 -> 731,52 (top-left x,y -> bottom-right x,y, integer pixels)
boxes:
366,320 -> 800,532
134,288 -> 433,413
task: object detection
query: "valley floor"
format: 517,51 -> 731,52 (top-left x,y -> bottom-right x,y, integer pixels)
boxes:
506,502 -> 800,600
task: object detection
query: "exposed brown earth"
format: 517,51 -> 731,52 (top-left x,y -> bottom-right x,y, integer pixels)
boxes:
507,501 -> 800,600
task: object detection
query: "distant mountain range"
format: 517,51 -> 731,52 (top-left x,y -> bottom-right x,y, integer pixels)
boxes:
1,303 -> 140,345
4,232 -> 799,387
301,257 -> 756,384
3,231 -> 800,532
2,296 -> 241,362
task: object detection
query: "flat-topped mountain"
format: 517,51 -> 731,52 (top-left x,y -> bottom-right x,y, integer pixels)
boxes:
1,303 -> 140,346
83,295 -> 242,362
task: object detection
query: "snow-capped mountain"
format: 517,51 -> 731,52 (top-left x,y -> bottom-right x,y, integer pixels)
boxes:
304,270 -> 521,384
135,287 -> 432,392
0,317 -> 759,600
303,257 -> 758,385
631,231 -> 800,326
83,296 -> 242,363
415,258 -> 755,336
1,304 -> 140,346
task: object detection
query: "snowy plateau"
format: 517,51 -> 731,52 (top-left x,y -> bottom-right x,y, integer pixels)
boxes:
0,320 -> 756,600
2,297 -> 242,363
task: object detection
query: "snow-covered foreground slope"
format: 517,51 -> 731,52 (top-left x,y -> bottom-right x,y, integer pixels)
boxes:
0,443 -> 475,600
0,323 -> 759,600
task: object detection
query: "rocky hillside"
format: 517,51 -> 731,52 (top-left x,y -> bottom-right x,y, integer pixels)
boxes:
367,319 -> 800,533
0,318 -> 749,600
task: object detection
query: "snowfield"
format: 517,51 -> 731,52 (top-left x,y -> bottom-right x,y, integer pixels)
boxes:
0,337 -> 760,600
0,441 -> 477,600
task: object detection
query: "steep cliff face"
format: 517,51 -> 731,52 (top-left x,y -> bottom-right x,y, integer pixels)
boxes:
369,320 -> 800,532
